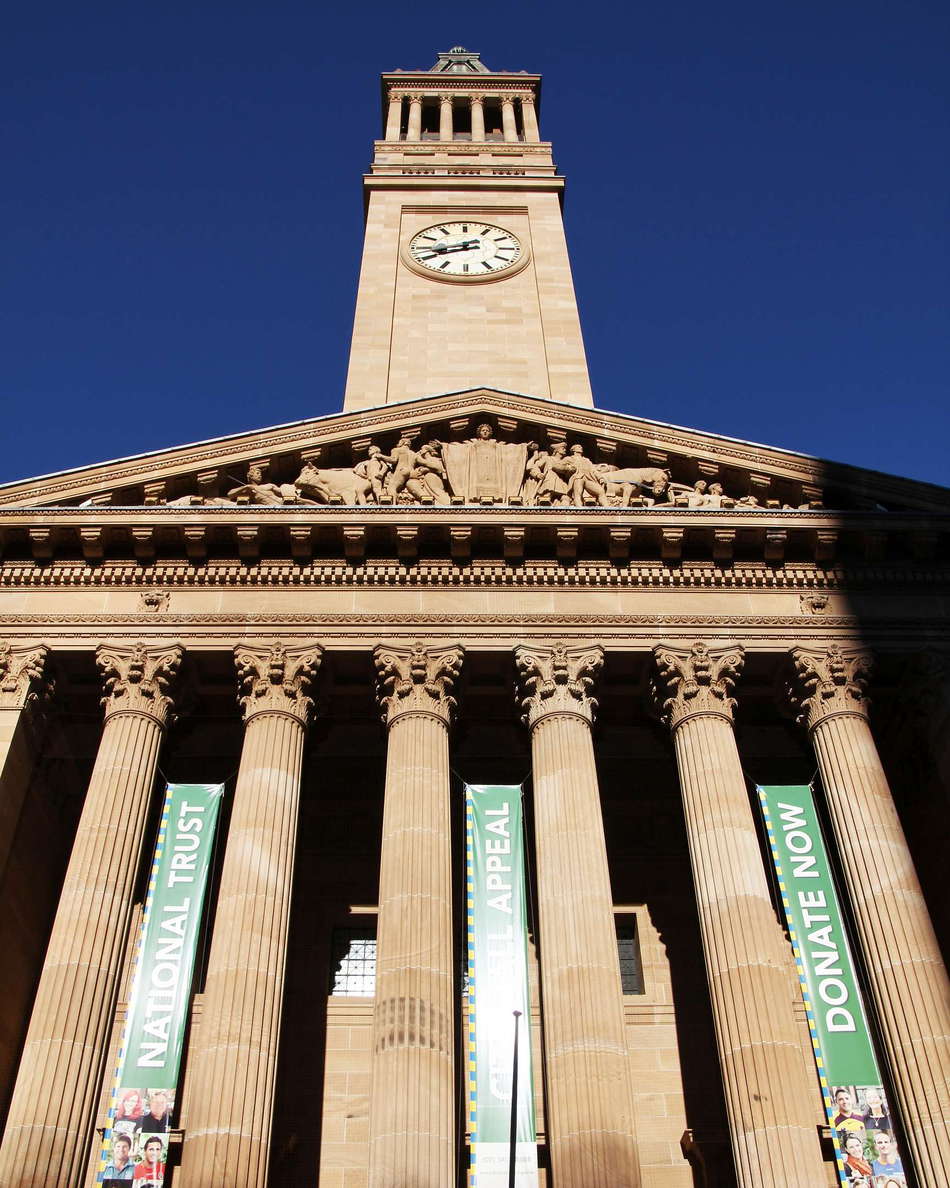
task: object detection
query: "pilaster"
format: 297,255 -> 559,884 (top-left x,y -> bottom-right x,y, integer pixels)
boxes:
178,641 -> 321,1188
0,642 -> 182,1188
515,642 -> 641,1188
367,641 -> 462,1188
652,641 -> 825,1188
789,644 -> 950,1185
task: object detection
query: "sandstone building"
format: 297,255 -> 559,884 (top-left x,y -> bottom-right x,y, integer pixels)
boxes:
0,46 -> 948,1188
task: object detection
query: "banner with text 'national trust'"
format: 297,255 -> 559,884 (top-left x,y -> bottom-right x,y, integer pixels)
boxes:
465,784 -> 538,1187
97,783 -> 224,1187
758,785 -> 908,1188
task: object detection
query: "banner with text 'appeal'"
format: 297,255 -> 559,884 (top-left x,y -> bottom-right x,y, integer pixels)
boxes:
97,783 -> 224,1187
466,785 -> 538,1188
758,786 -> 907,1187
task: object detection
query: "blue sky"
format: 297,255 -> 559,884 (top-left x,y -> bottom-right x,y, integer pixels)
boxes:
2,1 -> 947,487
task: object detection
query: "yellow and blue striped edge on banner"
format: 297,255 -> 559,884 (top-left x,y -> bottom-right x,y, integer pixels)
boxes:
465,787 -> 477,1188
96,785 -> 173,1182
757,786 -> 849,1188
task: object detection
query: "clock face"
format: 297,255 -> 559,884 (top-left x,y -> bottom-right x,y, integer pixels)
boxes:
408,222 -> 523,277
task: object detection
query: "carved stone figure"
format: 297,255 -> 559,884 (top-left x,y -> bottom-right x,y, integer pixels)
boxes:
381,436 -> 419,500
293,462 -> 372,505
354,445 -> 392,502
227,465 -> 306,506
595,465 -> 672,506
405,443 -> 451,504
442,423 -> 527,503
564,444 -> 609,507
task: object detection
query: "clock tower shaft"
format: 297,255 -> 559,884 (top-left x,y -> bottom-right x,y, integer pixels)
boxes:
343,48 -> 594,411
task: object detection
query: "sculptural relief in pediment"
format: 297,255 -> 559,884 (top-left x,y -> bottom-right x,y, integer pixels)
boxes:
159,421 -> 810,512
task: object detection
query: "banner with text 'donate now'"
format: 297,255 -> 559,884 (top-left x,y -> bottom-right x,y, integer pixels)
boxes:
97,782 -> 223,1187
465,784 -> 538,1188
758,785 -> 907,1188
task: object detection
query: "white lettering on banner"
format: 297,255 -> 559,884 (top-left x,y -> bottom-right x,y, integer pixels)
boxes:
778,803 -> 856,1035
485,805 -> 512,913
136,901 -> 191,1068
167,800 -> 206,886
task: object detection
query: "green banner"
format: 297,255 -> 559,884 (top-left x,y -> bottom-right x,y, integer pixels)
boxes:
97,783 -> 224,1186
758,785 -> 908,1187
466,785 -> 538,1188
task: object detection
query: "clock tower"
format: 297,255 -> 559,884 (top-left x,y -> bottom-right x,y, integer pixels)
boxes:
343,47 -> 594,410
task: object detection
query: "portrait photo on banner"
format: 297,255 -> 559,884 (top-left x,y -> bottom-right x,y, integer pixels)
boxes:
831,1084 -> 906,1187
100,1087 -> 171,1185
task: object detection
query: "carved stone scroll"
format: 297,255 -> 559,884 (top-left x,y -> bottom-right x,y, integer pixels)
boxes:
0,642 -> 52,711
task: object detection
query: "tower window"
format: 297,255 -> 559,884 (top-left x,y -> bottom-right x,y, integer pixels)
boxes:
420,100 -> 440,139
329,926 -> 377,996
483,99 -> 504,140
615,916 -> 644,995
453,97 -> 472,140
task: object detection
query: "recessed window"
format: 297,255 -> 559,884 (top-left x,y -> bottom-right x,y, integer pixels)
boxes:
616,916 -> 644,995
329,927 -> 377,996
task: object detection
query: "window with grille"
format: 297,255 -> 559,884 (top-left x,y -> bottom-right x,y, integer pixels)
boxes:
616,917 -> 644,995
329,927 -> 377,996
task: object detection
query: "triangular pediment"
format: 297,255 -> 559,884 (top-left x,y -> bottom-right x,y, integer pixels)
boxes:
1,389 -> 947,515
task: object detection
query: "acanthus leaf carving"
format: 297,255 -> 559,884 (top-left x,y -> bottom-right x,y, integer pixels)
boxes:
514,641 -> 604,728
0,642 -> 53,711
233,640 -> 323,725
651,640 -> 745,729
787,644 -> 873,730
374,640 -> 464,726
96,641 -> 183,725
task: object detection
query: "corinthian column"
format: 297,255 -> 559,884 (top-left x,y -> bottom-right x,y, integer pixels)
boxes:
0,642 -> 52,886
179,642 -> 321,1188
651,642 -> 825,1188
789,645 -> 950,1186
368,641 -> 463,1188
514,642 -> 641,1188
0,642 -> 181,1188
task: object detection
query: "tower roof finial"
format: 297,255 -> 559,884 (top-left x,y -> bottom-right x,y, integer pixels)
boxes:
429,47 -> 491,73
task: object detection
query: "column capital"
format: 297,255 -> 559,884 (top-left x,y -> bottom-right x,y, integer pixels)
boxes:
787,643 -> 873,731
514,642 -> 604,729
234,640 -> 322,726
439,92 -> 454,104
651,640 -> 744,730
374,640 -> 463,727
96,641 -> 182,727
500,94 -> 516,106
469,93 -> 484,105
0,642 -> 52,711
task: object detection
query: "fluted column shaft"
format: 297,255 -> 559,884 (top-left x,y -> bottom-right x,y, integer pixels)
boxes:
653,642 -> 825,1188
439,94 -> 453,141
470,95 -> 485,141
179,642 -> 321,1188
520,95 -> 540,141
0,642 -> 181,1188
791,645 -> 950,1186
501,96 -> 518,142
406,95 -> 422,141
368,642 -> 462,1188
384,91 -> 403,140
515,643 -> 640,1188
0,643 -> 51,886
